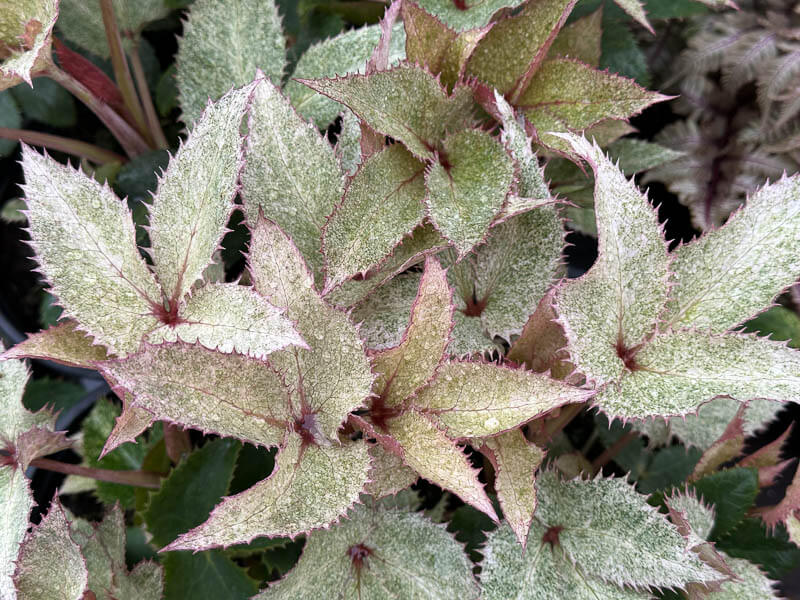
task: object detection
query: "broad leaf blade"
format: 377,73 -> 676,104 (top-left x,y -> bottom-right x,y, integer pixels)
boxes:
554,135 -> 670,385
425,129 -> 514,257
149,82 -> 255,304
21,146 -> 162,355
547,8 -> 603,66
167,433 -> 370,548
1,321 -> 110,368
364,443 -> 418,499
0,467 -> 32,599
241,79 -> 344,282
0,0 -> 57,89
175,0 -> 285,125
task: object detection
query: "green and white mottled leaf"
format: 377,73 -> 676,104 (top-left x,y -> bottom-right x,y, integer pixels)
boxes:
612,0 -> 653,32
242,79 -> 343,282
707,556 -> 781,599
1,321 -> 110,369
0,0 -> 57,89
351,271 -> 421,351
254,500 -> 479,599
323,144 -> 426,291
414,361 -> 590,438
148,283 -> 305,360
335,110 -> 361,176
466,0 -> 576,98
481,522 -> 649,600
554,135 -> 670,384
166,432 -> 370,549
371,257 -> 452,407
482,430 -> 545,546
13,500 -> 87,600
248,217 -> 374,440
667,491 -> 717,541
665,175 -> 800,333
607,138 -> 685,175
175,0 -> 285,125
535,471 -> 722,589
425,129 -> 514,257
364,443 -> 418,499
149,83 -> 254,303
597,330 -> 800,419
300,63 -> 474,160
450,311 -> 500,357
100,398 -> 154,458
21,146 -> 162,355
413,0 -> 526,32
0,467 -> 32,600
99,342 -> 291,447
286,23 -> 406,127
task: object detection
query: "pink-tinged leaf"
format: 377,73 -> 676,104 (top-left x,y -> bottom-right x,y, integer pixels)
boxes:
547,7 -> 603,66
758,459 -> 795,489
98,342 -> 291,448
482,429 -> 545,547
413,361 -> 590,438
20,146 -> 162,355
612,0 -> 653,33
365,0 -> 401,74
0,321 -> 110,369
690,405 -> 747,481
99,397 -> 153,459
425,128 -> 515,258
554,134 -> 670,386
248,217 -> 374,441
466,0 -> 577,100
364,442 -> 418,499
741,425 -> 793,469
371,256 -> 453,408
13,499 -> 88,600
0,467 -> 33,599
148,282 -> 306,360
761,463 -> 800,531
149,81 -> 256,305
165,432 -> 371,549
322,144 -> 427,292
383,409 -> 498,521
0,0 -> 58,89
299,63 -> 475,160
14,427 -> 71,470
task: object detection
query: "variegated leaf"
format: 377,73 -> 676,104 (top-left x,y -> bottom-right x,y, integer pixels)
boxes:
667,491 -> 716,541
21,146 -> 162,355
707,556 -> 781,599
449,311 -> 500,357
665,175 -> 800,333
166,432 -> 370,549
149,82 -> 255,304
371,257 -> 452,408
413,361 -> 590,437
286,23 -> 406,128
248,217 -> 374,440
253,499 -> 479,599
323,144 -> 426,292
99,397 -> 153,459
241,79 -> 344,282
482,430 -> 545,546
547,8 -> 603,66
147,283 -> 305,360
300,63 -> 474,161
425,129 -> 514,257
598,330 -> 800,419
13,500 -> 87,600
364,443 -> 418,499
0,321 -> 110,368
175,0 -> 285,125
554,135 -> 670,385
335,110 -> 361,176
98,342 -> 291,447
413,0 -> 526,31
351,271 -> 422,351
0,0 -> 57,89
0,467 -> 32,599
481,522 -> 650,600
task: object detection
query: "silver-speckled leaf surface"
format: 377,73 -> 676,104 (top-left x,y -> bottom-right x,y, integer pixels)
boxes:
351,271 -> 421,352
364,443 -> 418,499
0,467 -> 32,600
1,0 -> 57,89
1,321 -> 110,369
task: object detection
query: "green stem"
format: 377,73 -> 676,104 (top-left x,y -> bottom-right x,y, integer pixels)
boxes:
129,41 -> 168,149
44,65 -> 150,157
0,127 -> 125,164
30,457 -> 163,489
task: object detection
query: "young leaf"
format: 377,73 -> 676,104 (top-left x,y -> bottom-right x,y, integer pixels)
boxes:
147,283 -> 305,360
99,342 -> 292,448
0,467 -> 32,599
0,321 -> 110,368
149,82 -> 255,305
364,443 -> 417,499
21,146 -> 162,355
596,330 -> 800,418
412,0 -> 526,31
554,135 -> 670,385
371,256 -> 452,408
166,432 -> 371,549
241,79 -> 344,281
481,522 -> 650,600
13,500 -> 87,600
665,175 -> 800,333
300,63 -> 474,161
482,430 -> 545,547
253,500 -> 479,599
425,129 -> 514,257
285,22 -> 406,127
100,398 -> 154,459
414,361 -> 590,438
0,0 -> 57,89
175,0 -> 285,125
322,144 -> 426,291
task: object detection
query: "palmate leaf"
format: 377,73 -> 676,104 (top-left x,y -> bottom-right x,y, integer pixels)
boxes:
175,0 -> 285,125
300,63 -> 475,161
0,0 -> 57,90
322,144 -> 427,292
254,499 -> 479,600
425,129 -> 514,257
412,0 -> 525,31
0,321 -> 109,368
166,432 -> 371,549
0,468 -> 32,599
241,79 -> 343,282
